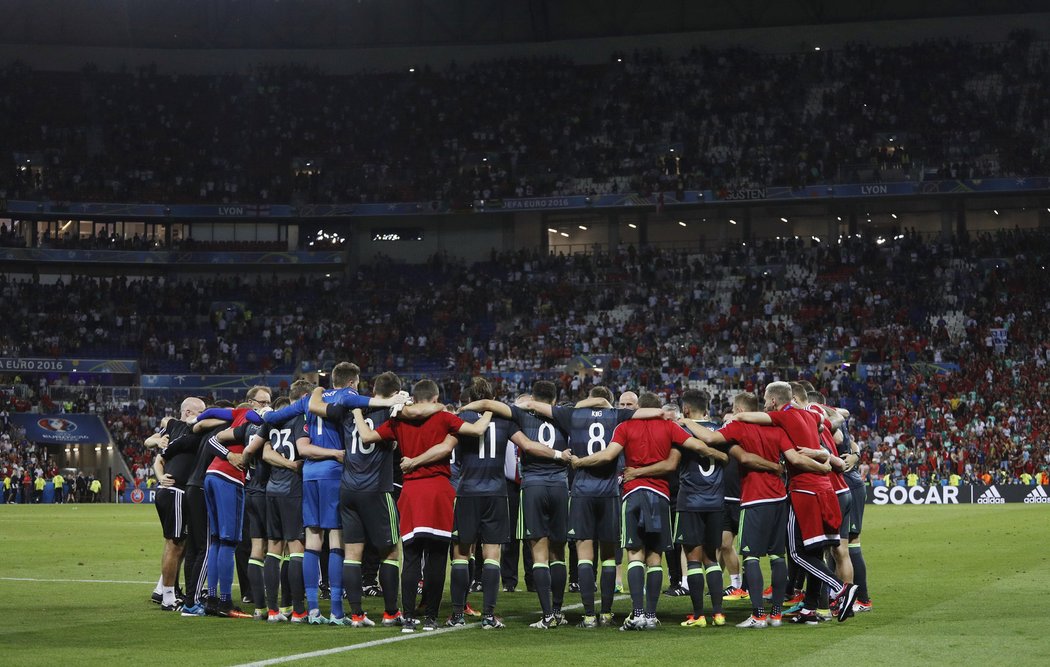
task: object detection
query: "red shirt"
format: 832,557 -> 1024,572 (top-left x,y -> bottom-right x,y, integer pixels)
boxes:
374,411 -> 465,481
206,408 -> 254,485
611,419 -> 689,500
806,405 -> 849,494
718,421 -> 788,506
768,406 -> 832,493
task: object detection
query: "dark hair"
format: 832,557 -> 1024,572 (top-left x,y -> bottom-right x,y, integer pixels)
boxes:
373,372 -> 402,398
273,397 -> 291,409
680,389 -> 710,414
213,399 -> 234,408
531,380 -> 557,404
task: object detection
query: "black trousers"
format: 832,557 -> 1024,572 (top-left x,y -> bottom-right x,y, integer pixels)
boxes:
184,485 -> 209,605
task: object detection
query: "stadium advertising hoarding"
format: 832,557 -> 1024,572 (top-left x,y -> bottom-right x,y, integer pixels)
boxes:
0,357 -> 139,374
10,413 -> 111,445
867,484 -> 1050,505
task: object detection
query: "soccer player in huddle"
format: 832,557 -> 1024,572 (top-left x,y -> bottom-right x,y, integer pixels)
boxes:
258,382 -> 312,622
680,391 -> 821,627
308,371 -> 418,627
572,392 -> 717,631
732,382 -> 859,624
354,379 -> 491,632
521,386 -> 667,627
263,362 -> 408,624
449,378 -> 565,628
461,380 -> 576,629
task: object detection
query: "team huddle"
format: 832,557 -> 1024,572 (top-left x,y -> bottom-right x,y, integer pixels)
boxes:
147,362 -> 872,632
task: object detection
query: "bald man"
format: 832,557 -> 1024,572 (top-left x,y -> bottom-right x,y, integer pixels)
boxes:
618,392 -> 639,410
148,396 -> 206,609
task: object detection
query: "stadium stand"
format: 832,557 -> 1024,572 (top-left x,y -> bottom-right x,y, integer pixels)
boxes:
2,38 -> 1049,206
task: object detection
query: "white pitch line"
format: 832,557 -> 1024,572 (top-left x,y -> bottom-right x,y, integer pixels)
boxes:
231,594 -> 631,667
1,576 -> 156,584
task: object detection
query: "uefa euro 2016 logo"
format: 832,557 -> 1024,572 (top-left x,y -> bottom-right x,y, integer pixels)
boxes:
37,418 -> 78,432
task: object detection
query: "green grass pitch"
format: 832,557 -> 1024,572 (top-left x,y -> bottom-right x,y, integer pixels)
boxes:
1,504 -> 1047,666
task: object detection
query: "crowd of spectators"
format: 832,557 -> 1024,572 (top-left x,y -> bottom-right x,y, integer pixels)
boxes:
2,227 -> 1049,492
2,36 -> 1048,206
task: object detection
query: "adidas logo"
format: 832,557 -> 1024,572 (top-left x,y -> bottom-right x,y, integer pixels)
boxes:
568,529 -> 576,536
1024,486 -> 1050,504
976,486 -> 1006,504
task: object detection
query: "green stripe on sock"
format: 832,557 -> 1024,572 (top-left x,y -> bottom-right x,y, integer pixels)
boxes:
248,559 -> 265,567
266,552 -> 282,559
452,559 -> 469,566
550,561 -> 565,567
289,553 -> 304,559
484,559 -> 500,567
601,560 -> 617,568
579,560 -> 594,566
626,561 -> 645,571
687,568 -> 704,576
343,559 -> 362,565
705,565 -> 722,573
848,543 -> 862,549
743,556 -> 760,562
646,566 -> 662,574
382,559 -> 400,567
769,554 -> 783,560
532,563 -> 550,570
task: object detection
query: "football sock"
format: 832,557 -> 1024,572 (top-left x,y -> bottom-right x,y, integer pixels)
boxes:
849,544 -> 869,601
288,553 -> 305,614
627,561 -> 645,616
665,544 -> 683,587
304,549 -> 322,612
770,555 -> 787,608
154,575 -> 164,595
344,560 -> 363,615
380,559 -> 400,615
264,553 -> 281,612
550,560 -> 567,611
280,556 -> 292,609
730,573 -> 742,589
248,558 -> 266,611
162,585 -> 175,606
578,560 -> 596,615
705,564 -> 723,614
686,561 -> 705,616
482,559 -> 500,616
600,560 -> 617,614
533,563 -> 553,616
819,584 -> 830,610
329,548 -> 345,618
644,566 -> 662,616
744,557 -> 765,616
218,540 -> 236,601
450,559 -> 470,614
206,537 -> 220,598
804,572 -> 821,610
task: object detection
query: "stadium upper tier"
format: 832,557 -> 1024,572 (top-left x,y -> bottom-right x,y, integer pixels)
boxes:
2,38 -> 1048,207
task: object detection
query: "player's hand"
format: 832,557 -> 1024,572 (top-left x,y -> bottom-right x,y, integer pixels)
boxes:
818,461 -> 832,473
227,453 -> 245,470
391,391 -> 410,406
562,452 -> 577,466
400,457 -> 416,473
159,473 -> 176,487
513,395 -> 531,409
623,467 -> 639,481
722,413 -> 737,422
333,450 -> 345,464
571,456 -> 585,469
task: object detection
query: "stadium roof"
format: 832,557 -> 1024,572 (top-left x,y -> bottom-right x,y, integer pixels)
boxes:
0,0 -> 1043,49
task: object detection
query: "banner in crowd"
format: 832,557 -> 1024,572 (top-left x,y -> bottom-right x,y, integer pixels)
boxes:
0,358 -> 139,374
140,374 -> 293,390
9,413 -> 112,445
867,484 -> 1050,505
0,248 -> 344,265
